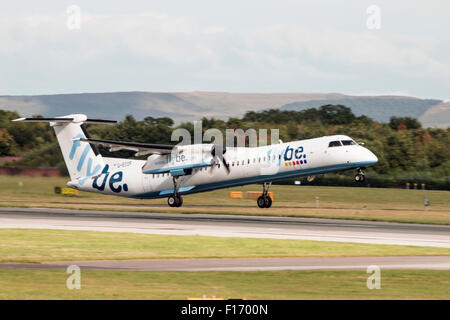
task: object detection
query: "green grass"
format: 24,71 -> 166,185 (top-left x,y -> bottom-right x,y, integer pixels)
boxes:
0,269 -> 449,299
0,229 -> 449,263
0,176 -> 449,224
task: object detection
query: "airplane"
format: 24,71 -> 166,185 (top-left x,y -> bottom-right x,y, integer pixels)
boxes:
13,114 -> 378,208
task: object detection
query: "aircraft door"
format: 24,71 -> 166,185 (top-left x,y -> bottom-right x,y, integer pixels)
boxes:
142,173 -> 152,193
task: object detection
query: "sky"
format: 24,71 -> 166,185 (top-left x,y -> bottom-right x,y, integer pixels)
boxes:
0,0 -> 449,100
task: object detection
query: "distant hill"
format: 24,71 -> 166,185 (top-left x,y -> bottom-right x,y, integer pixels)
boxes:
0,92 -> 342,123
419,102 -> 450,128
280,96 -> 442,123
0,91 -> 447,127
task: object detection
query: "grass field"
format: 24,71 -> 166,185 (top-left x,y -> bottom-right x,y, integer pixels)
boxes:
0,176 -> 449,224
0,269 -> 449,299
1,177 -> 448,301
0,229 -> 449,263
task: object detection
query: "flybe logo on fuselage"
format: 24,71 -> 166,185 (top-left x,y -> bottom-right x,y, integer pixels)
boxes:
155,153 -> 187,166
283,145 -> 307,167
92,164 -> 129,193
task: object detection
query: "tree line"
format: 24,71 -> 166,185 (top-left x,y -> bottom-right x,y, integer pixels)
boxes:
0,105 -> 448,189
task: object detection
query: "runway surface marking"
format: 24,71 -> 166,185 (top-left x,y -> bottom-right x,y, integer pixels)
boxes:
1,207 -> 450,248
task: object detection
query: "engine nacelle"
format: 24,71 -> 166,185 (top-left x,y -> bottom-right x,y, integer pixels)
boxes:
142,144 -> 215,174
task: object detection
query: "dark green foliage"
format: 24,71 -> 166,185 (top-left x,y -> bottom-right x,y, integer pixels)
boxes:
0,110 -> 54,152
389,117 -> 422,130
243,105 -> 359,125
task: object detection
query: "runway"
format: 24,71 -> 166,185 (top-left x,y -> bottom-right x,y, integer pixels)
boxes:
1,256 -> 450,271
1,207 -> 450,248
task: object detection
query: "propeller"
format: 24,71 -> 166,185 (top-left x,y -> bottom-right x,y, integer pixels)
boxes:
210,144 -> 230,174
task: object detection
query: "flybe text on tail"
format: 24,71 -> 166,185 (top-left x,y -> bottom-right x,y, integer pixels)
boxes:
70,134 -> 102,185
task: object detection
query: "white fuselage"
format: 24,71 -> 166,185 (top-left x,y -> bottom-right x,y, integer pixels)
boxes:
69,134 -> 378,199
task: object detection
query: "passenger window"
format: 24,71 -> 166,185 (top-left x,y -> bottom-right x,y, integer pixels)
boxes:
328,141 -> 342,147
341,140 -> 356,146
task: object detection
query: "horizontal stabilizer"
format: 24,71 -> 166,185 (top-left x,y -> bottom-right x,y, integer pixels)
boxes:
11,114 -> 108,181
13,117 -> 116,124
75,137 -> 175,156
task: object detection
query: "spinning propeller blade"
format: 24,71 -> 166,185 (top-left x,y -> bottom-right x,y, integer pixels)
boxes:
210,145 -> 230,174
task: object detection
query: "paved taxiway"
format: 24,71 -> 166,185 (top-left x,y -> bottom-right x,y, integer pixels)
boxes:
1,207 -> 449,248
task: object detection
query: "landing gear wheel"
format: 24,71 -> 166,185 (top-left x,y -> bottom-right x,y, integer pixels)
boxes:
168,196 -> 177,207
176,195 -> 183,207
257,196 -> 272,208
168,195 -> 183,207
264,196 -> 272,208
168,176 -> 184,207
257,196 -> 266,208
257,182 -> 273,208
354,167 -> 366,183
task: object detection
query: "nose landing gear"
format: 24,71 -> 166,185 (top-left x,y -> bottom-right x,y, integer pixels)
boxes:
257,182 -> 273,208
354,168 -> 365,182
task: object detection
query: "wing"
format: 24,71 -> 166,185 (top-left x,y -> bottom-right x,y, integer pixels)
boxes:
75,137 -> 175,156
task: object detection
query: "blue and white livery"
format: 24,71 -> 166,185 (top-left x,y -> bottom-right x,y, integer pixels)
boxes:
13,114 -> 378,208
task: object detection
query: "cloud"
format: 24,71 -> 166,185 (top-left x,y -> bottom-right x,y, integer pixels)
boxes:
0,10 -> 448,95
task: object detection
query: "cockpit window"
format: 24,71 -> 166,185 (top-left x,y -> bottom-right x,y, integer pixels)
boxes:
341,140 -> 356,146
328,141 -> 342,147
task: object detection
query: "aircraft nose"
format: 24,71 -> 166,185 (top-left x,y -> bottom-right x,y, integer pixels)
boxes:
364,148 -> 378,165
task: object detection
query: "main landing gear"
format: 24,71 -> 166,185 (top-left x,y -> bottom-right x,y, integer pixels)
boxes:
167,195 -> 183,207
354,168 -> 365,182
168,176 -> 183,207
257,182 -> 272,208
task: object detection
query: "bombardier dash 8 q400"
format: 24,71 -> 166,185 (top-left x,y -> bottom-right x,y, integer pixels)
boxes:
14,114 -> 378,208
